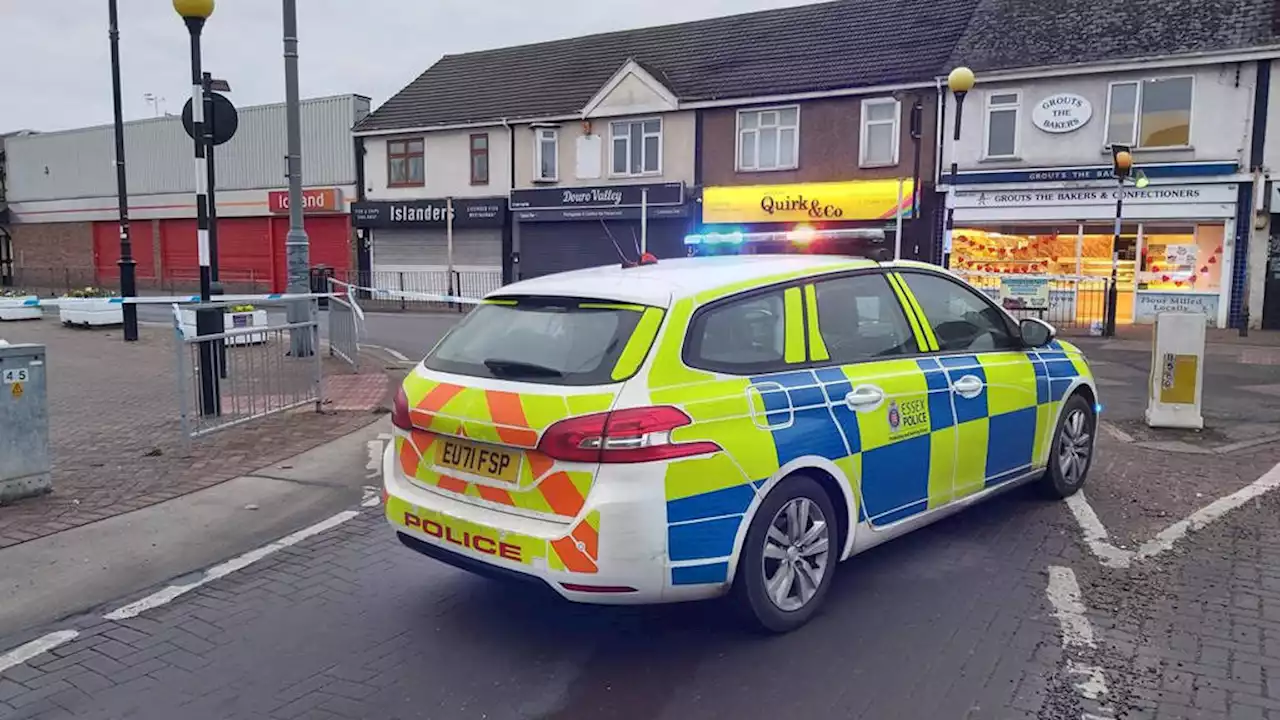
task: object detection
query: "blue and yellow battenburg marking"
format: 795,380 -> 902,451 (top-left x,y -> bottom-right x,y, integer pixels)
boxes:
647,281 -> 1091,587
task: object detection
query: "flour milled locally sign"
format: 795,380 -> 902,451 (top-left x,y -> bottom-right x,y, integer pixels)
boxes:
350,198 -> 506,228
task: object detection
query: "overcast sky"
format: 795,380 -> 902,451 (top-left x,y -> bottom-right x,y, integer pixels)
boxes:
1,0 -> 823,133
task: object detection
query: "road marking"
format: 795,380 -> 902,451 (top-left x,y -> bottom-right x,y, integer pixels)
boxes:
1066,460 -> 1280,568
1046,566 -> 1095,648
1135,460 -> 1280,561
1064,493 -> 1133,568
0,631 -> 79,674
1046,566 -> 1115,719
1099,421 -> 1134,443
363,343 -> 414,364
104,510 -> 360,620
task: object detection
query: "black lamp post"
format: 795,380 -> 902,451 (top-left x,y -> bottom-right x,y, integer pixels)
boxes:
107,0 -> 138,342
174,0 -> 220,417
1104,146 -> 1134,338
942,66 -> 975,268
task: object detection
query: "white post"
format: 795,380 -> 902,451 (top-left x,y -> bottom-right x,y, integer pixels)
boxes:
894,178 -> 905,260
640,188 -> 648,256
446,196 -> 455,273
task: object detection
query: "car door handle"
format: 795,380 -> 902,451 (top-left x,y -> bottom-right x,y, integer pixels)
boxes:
845,385 -> 884,410
951,374 -> 985,399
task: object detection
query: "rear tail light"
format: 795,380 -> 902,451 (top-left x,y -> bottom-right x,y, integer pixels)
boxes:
560,583 -> 638,594
538,406 -> 720,464
392,385 -> 413,431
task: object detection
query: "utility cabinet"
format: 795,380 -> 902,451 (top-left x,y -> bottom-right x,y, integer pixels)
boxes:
0,343 -> 51,503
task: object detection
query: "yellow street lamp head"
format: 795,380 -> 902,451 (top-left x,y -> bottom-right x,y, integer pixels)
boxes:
173,0 -> 214,19
948,66 -> 976,95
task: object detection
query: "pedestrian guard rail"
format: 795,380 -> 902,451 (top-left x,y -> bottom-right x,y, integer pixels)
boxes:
952,270 -> 1110,333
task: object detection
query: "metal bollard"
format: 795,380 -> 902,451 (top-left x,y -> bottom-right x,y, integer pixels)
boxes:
0,343 -> 52,503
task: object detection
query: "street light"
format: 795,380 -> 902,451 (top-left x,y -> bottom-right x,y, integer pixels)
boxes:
942,66 -> 975,269
108,0 -> 139,342
1104,146 -> 1134,338
174,0 -> 220,416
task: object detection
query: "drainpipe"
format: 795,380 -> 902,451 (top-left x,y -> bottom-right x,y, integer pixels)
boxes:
933,77 -> 947,264
502,117 -> 518,282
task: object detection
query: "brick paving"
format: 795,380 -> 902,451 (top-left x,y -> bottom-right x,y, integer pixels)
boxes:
0,321 -> 392,550
1074,485 -> 1280,720
0,485 -> 1082,719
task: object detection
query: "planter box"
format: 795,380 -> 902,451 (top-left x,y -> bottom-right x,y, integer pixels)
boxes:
59,298 -> 123,327
180,309 -> 269,346
0,296 -> 42,321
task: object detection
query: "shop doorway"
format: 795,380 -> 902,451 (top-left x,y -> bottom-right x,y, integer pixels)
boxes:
1263,230 -> 1280,330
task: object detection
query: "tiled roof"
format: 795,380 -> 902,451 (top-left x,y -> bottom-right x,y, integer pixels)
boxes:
355,0 -> 982,132
951,0 -> 1280,73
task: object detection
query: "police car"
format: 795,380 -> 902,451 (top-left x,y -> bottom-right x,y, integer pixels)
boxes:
383,255 -> 1097,632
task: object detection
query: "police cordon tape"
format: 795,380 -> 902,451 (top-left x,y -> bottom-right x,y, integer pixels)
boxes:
16,286 -> 484,308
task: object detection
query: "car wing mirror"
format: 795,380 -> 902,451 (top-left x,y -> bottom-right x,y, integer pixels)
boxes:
1019,317 -> 1056,348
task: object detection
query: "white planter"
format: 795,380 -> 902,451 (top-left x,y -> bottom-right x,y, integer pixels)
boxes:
180,309 -> 269,346
59,298 -> 123,327
0,296 -> 42,321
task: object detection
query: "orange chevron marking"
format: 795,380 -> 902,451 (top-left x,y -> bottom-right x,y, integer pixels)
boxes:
437,474 -> 469,494
414,382 -> 464,426
484,391 -> 539,447
475,484 -> 516,506
571,521 -> 599,560
537,471 -> 585,517
551,537 -> 598,573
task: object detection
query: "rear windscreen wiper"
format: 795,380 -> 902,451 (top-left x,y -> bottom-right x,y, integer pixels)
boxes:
482,358 -> 564,378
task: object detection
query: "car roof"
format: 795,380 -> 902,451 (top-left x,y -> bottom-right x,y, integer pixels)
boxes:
490,255 -> 886,307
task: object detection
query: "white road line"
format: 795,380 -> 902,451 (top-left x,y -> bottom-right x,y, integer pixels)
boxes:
1046,566 -> 1096,649
104,510 -> 360,621
1100,421 -> 1134,444
0,631 -> 79,674
1136,460 -> 1280,561
364,343 -> 412,363
1046,566 -> 1115,719
1067,460 -> 1280,568
1064,493 -> 1133,568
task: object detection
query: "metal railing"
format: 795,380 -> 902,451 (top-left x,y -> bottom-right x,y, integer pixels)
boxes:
954,271 -> 1110,333
327,279 -> 363,371
336,269 -> 501,312
9,266 -> 276,297
173,300 -> 323,439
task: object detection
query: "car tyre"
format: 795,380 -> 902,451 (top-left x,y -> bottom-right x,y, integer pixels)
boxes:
1041,393 -> 1096,498
733,475 -> 838,634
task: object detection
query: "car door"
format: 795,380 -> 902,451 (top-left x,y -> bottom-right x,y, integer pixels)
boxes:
806,271 -> 960,527
894,270 -> 1043,498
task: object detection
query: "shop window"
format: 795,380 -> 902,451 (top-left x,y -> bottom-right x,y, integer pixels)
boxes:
984,92 -> 1020,159
610,118 -> 662,176
534,128 -> 558,182
859,98 -> 900,167
1106,77 -> 1194,149
470,133 -> 489,185
1139,223 -> 1225,292
738,106 -> 799,171
952,225 -> 1081,276
387,138 -> 424,187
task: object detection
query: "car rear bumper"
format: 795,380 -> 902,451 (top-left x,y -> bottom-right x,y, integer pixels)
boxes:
383,441 -> 729,605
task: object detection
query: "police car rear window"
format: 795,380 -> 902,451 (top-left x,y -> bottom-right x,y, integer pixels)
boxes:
424,298 -> 648,386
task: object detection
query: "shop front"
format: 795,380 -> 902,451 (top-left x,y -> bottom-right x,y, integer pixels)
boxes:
950,180 -> 1239,329
509,182 -> 692,279
352,197 -> 507,297
693,178 -> 916,258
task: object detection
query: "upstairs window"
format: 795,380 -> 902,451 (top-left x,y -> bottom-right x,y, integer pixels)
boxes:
610,119 -> 662,176
1106,77 -> 1194,148
984,91 -> 1021,159
470,133 -> 489,185
534,128 -> 559,182
738,106 -> 799,171
387,138 -> 424,186
860,98 -> 900,167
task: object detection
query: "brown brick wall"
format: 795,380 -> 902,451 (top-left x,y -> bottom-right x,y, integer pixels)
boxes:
9,222 -> 94,293
700,92 -> 940,187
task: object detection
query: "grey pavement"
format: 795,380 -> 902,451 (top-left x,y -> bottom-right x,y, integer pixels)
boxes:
0,484 -> 1079,720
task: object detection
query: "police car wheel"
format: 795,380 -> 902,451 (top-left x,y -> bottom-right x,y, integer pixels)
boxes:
1043,393 -> 1095,498
734,475 -> 837,634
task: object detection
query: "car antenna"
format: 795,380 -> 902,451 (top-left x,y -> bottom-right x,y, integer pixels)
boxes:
599,219 -> 636,267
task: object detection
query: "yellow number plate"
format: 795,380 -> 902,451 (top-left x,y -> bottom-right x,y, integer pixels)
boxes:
435,438 -> 520,483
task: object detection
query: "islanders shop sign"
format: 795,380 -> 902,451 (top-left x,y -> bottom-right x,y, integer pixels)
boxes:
701,179 -> 916,224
